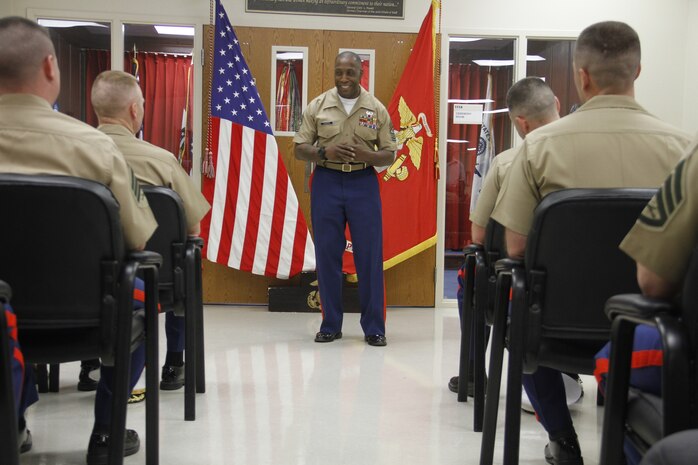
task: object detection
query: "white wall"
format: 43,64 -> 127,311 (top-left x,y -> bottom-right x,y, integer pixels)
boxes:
684,0 -> 698,134
5,0 -> 693,130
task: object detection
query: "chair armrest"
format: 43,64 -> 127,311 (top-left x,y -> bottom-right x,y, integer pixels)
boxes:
604,294 -> 674,322
463,243 -> 483,257
494,257 -> 523,274
187,236 -> 205,249
128,250 -> 163,269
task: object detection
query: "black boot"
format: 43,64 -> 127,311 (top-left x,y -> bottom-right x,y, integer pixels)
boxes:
78,359 -> 100,392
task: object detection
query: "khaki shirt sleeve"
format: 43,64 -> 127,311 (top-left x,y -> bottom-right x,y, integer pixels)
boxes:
470,155 -> 503,227
293,98 -> 319,146
169,164 -> 211,231
490,142 -> 541,235
109,153 -> 158,250
620,145 -> 698,284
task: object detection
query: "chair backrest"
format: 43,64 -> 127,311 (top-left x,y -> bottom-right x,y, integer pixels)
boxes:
680,246 -> 698,357
484,219 -> 505,265
142,186 -> 187,313
0,173 -> 126,362
525,188 -> 656,341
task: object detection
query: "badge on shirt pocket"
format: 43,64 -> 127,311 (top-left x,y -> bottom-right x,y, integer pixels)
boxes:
359,111 -> 378,130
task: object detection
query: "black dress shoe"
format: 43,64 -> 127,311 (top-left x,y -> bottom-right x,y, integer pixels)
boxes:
86,429 -> 140,465
315,331 -> 342,343
18,428 -> 32,453
544,434 -> 584,465
160,364 -> 185,390
365,335 -> 387,346
448,374 -> 487,396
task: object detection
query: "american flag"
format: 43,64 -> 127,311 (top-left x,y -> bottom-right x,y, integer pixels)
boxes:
201,1 -> 315,279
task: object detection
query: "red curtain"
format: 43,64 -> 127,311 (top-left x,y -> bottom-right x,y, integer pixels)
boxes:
84,49 -> 111,127
445,64 -> 511,250
127,52 -> 194,160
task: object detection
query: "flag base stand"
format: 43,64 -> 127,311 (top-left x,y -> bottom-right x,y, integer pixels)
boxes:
268,271 -> 361,313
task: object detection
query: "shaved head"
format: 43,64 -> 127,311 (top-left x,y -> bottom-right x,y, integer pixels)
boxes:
0,16 -> 55,91
574,21 -> 641,93
507,77 -> 558,123
92,70 -> 142,119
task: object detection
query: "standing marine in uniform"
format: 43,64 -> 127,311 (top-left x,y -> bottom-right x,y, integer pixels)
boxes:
294,51 -> 397,346
91,70 -> 211,391
490,20 -> 692,465
0,16 -> 157,464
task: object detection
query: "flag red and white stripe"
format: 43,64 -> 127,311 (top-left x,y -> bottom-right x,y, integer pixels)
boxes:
201,1 -> 315,279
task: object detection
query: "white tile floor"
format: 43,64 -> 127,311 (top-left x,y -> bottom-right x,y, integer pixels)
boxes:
19,305 -> 604,465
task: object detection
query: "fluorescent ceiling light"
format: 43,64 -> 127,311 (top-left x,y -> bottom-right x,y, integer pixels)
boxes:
526,55 -> 546,62
484,108 -> 510,114
446,139 -> 470,144
448,99 -> 494,104
276,52 -> 304,60
449,37 -> 482,43
154,25 -> 195,36
473,55 -> 546,67
38,19 -> 107,28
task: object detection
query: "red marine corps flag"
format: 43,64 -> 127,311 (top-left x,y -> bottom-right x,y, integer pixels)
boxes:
201,1 -> 315,279
343,0 -> 439,275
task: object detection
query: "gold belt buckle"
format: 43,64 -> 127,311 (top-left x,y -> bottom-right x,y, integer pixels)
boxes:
341,163 -> 352,172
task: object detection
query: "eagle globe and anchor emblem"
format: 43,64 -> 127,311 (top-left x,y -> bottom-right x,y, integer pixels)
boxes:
383,96 -> 433,182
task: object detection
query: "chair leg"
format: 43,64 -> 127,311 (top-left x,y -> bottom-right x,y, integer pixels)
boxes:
457,255 -> 476,403
480,272 -> 511,465
35,363 -> 48,393
472,300 -> 486,432
194,249 -> 206,394
502,267 -> 527,465
143,266 -> 160,465
48,363 -> 60,392
184,294 -> 196,421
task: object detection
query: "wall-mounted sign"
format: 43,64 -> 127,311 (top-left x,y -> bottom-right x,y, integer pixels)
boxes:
246,0 -> 404,19
453,103 -> 483,125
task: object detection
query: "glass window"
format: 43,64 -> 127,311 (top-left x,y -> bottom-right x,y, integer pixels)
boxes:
271,46 -> 308,135
38,19 -> 111,124
443,37 -> 515,300
124,23 -> 195,172
526,39 -> 579,116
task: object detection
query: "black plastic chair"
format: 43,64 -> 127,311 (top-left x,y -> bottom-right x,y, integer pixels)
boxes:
143,186 -> 206,421
599,246 -> 698,465
457,219 -> 504,432
0,174 -> 161,465
0,280 -> 19,465
478,188 -> 656,465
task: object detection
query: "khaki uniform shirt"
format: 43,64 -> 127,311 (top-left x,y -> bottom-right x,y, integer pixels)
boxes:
98,124 -> 210,232
293,87 -> 397,157
491,95 -> 692,235
620,137 -> 698,284
0,94 -> 156,250
470,147 -> 517,228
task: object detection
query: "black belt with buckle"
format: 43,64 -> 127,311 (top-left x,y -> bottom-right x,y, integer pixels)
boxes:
318,161 -> 369,173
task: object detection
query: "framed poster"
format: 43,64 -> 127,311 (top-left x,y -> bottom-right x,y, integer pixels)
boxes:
246,0 -> 404,19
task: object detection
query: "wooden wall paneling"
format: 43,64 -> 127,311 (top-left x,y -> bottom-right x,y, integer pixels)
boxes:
201,26 -> 436,306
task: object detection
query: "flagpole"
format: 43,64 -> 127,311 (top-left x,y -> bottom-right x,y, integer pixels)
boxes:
202,0 -> 216,178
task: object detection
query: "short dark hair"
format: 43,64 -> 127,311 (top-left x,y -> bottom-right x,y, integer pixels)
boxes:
574,21 -> 641,92
336,51 -> 362,68
0,16 -> 54,86
506,77 -> 557,121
